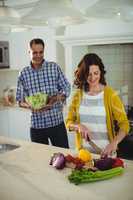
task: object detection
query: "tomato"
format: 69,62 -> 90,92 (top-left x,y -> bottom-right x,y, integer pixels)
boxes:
112,158 -> 124,168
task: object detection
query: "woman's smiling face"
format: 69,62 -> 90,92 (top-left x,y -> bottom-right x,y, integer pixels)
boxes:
87,65 -> 101,87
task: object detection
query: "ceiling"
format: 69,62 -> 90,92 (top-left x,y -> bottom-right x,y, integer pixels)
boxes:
0,0 -> 133,29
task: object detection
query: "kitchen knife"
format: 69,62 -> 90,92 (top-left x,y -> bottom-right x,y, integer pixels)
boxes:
86,135 -> 102,154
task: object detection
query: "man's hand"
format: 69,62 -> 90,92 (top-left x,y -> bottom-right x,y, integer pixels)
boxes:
19,100 -> 51,112
31,104 -> 52,112
46,94 -> 66,105
19,101 -> 31,109
31,94 -> 66,112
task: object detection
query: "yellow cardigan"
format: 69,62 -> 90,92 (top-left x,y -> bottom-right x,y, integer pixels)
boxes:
66,86 -> 129,149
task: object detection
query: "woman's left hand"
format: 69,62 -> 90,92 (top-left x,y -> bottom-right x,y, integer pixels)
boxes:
101,141 -> 118,158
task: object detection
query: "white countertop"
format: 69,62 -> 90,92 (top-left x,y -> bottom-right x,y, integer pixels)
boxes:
0,104 -> 30,112
0,136 -> 133,200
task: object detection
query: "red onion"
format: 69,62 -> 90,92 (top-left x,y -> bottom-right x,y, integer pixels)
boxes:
50,153 -> 66,169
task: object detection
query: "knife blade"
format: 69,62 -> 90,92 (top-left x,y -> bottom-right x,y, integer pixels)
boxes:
87,140 -> 102,154
86,135 -> 102,154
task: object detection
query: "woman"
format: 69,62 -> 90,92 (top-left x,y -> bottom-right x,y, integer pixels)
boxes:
66,53 -> 129,157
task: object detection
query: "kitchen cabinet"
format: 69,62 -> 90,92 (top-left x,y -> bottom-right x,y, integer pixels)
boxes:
8,108 -> 31,141
0,108 -> 31,141
0,109 -> 9,137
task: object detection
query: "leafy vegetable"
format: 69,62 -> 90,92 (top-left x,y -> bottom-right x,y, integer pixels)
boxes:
50,153 -> 66,169
25,92 -> 48,109
68,167 -> 124,185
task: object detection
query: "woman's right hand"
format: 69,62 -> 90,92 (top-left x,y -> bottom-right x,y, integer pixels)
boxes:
76,124 -> 92,141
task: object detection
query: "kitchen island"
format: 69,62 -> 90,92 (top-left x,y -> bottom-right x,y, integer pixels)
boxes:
0,136 -> 133,200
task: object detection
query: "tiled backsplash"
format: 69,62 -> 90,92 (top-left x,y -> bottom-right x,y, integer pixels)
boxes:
87,44 -> 133,106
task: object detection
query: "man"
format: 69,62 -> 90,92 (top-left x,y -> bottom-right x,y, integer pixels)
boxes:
16,38 -> 71,148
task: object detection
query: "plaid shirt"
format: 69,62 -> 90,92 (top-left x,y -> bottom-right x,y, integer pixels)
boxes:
16,60 -> 71,129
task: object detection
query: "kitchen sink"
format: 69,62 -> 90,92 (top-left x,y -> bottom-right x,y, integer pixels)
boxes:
0,143 -> 20,153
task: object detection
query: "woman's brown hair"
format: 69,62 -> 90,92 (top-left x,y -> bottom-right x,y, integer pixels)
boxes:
74,53 -> 107,91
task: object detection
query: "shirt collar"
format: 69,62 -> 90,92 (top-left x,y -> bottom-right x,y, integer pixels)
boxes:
30,59 -> 45,71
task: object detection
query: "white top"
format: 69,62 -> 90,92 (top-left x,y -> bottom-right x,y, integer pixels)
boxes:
79,91 -> 109,150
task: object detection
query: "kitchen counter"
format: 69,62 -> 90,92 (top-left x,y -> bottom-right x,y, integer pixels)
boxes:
0,136 -> 133,200
0,103 -> 30,111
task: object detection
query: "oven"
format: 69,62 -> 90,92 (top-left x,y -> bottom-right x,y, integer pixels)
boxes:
0,41 -> 9,68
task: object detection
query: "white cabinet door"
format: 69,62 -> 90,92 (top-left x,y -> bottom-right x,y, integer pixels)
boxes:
8,108 -> 31,141
0,109 -> 9,137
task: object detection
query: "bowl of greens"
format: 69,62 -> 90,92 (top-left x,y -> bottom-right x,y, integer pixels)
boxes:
25,92 -> 48,109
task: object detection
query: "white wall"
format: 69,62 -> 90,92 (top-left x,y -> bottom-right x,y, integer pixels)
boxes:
65,19 -> 133,37
72,46 -> 88,69
0,70 -> 18,97
8,27 -> 56,69
0,32 -> 10,41
56,41 -> 65,72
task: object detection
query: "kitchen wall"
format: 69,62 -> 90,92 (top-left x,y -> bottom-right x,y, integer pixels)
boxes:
0,70 -> 18,98
56,41 -> 65,72
8,26 -> 57,69
0,32 -> 10,40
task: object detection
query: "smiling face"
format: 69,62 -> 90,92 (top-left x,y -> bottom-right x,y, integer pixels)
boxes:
29,43 -> 44,68
87,65 -> 101,88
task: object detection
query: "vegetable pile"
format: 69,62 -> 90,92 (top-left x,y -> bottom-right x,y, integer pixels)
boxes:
25,92 -> 48,109
50,153 -> 86,170
68,167 -> 124,185
49,152 -> 125,184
